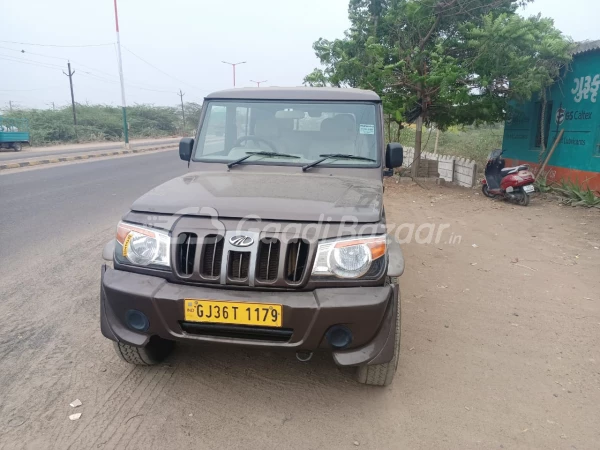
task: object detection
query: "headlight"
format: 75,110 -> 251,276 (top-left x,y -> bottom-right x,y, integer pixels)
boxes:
115,222 -> 171,268
311,235 -> 386,279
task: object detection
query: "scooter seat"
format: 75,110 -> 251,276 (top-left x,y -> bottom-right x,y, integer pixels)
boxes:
501,164 -> 529,175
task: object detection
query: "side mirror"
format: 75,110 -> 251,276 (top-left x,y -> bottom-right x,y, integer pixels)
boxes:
385,143 -> 403,168
179,137 -> 194,161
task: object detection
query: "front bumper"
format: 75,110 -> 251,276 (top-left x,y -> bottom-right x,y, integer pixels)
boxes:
100,265 -> 399,367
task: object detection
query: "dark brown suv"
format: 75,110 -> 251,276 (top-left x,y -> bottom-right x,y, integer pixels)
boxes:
100,87 -> 405,386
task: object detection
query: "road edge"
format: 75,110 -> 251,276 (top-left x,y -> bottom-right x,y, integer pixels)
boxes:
0,144 -> 176,171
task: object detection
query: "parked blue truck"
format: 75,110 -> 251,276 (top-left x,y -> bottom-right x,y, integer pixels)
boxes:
0,117 -> 30,151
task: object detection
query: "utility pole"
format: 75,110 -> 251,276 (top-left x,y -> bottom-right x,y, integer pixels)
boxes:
178,89 -> 185,132
250,80 -> 267,87
8,101 -> 13,112
63,62 -> 77,125
47,102 -> 56,111
113,0 -> 130,148
221,61 -> 246,87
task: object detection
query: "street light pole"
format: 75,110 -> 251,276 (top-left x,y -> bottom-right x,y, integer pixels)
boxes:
250,80 -> 267,87
221,61 -> 246,87
113,0 -> 129,148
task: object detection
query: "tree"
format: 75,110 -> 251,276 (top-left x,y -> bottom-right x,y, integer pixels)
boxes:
184,102 -> 203,132
305,0 -> 572,176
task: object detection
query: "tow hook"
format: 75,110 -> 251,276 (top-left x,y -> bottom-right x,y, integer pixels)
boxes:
296,350 -> 313,362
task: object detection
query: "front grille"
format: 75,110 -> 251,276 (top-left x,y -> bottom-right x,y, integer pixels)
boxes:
285,239 -> 309,283
200,235 -> 224,278
180,322 -> 293,342
256,239 -> 280,281
176,233 -> 197,276
174,231 -> 312,287
228,251 -> 251,280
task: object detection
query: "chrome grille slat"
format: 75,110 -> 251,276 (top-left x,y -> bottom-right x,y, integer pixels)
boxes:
256,239 -> 280,282
229,251 -> 250,280
185,236 -> 192,270
266,242 -> 272,279
176,232 -> 197,276
285,239 -> 309,283
293,240 -> 302,281
211,238 -> 217,276
201,235 -> 224,278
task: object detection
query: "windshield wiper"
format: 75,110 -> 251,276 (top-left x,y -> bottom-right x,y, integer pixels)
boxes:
227,151 -> 300,169
302,153 -> 376,172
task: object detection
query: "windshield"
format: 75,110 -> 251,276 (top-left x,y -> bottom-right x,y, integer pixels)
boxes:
193,100 -> 380,167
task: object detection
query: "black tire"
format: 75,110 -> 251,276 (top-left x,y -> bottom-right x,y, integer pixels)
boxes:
356,277 -> 401,386
112,336 -> 174,365
12,143 -> 22,152
482,184 -> 494,198
518,191 -> 530,206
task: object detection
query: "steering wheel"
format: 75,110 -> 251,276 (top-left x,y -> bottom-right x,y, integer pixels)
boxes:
233,135 -> 277,152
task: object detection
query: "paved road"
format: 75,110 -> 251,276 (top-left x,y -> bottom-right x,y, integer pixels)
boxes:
0,151 -> 185,263
0,138 -> 180,162
0,154 -> 598,449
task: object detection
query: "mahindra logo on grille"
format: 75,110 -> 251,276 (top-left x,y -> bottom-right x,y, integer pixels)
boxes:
229,235 -> 254,247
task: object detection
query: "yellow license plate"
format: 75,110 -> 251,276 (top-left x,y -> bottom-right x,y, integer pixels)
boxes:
184,300 -> 283,328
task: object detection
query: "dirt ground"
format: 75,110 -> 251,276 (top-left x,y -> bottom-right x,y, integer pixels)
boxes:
1,179 -> 599,449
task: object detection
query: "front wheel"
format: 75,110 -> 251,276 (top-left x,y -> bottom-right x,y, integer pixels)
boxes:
12,143 -> 22,152
356,277 -> 401,386
482,184 -> 495,198
113,336 -> 174,365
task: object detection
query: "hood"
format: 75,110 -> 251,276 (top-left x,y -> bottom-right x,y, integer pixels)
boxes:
130,171 -> 383,223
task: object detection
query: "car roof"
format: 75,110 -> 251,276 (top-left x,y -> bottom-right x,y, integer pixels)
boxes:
205,87 -> 381,102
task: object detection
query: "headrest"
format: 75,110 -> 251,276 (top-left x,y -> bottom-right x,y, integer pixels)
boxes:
254,119 -> 279,138
277,118 -> 294,131
320,118 -> 338,134
320,114 -> 356,135
334,114 -> 356,132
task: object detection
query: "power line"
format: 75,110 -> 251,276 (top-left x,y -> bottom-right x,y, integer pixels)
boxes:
0,40 -> 113,48
0,53 -> 64,68
0,55 -> 64,71
0,45 -> 121,80
0,45 -> 69,61
1,43 -> 171,85
0,53 -> 178,94
77,71 -> 177,94
122,45 -> 203,91
0,85 -> 63,92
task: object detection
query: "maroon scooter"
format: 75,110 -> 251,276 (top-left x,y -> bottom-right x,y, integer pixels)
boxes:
481,149 -> 535,206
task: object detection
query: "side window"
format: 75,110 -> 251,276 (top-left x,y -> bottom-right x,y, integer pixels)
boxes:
202,106 -> 226,155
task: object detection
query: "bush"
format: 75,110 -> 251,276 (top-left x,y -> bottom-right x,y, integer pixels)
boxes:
3,103 -> 184,145
391,123 -> 504,167
552,180 -> 600,208
534,171 -> 553,193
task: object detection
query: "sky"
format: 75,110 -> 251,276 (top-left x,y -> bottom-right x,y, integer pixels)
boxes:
1,0 -> 598,110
